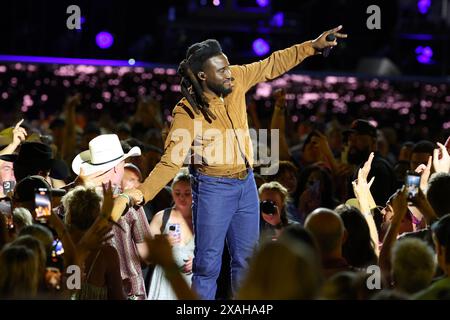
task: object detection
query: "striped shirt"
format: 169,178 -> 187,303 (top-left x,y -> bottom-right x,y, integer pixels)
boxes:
108,206 -> 151,299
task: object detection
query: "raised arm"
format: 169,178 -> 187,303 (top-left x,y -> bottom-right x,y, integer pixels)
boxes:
379,187 -> 408,283
433,142 -> 450,174
352,152 -> 380,257
0,119 -> 27,156
231,26 -> 347,91
61,94 -> 80,165
270,89 -> 290,160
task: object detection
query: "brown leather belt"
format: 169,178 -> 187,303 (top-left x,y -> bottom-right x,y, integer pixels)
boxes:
222,169 -> 249,180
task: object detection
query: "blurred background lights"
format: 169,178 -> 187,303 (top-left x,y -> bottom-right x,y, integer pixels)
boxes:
96,31 -> 114,49
252,38 -> 270,56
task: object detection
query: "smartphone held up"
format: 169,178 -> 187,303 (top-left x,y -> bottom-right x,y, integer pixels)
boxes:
35,188 -> 52,223
405,171 -> 421,200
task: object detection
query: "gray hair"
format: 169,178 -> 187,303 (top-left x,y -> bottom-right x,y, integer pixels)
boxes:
392,238 -> 436,294
12,208 -> 33,231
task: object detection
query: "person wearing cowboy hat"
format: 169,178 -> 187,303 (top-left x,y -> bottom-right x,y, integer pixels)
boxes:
0,120 -> 28,197
71,133 -> 151,300
1,119 -> 70,193
0,141 -> 70,184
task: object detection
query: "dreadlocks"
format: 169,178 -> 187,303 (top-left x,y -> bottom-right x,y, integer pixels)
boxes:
177,39 -> 224,121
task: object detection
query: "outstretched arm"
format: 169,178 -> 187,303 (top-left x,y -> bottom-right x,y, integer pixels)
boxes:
138,104 -> 195,203
231,26 -> 347,91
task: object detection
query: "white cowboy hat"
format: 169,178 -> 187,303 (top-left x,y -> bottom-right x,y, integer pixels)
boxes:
72,134 -> 141,176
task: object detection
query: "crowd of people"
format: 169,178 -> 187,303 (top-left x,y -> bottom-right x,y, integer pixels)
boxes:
1,33 -> 450,299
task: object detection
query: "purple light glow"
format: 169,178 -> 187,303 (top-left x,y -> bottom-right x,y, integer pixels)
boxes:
256,0 -> 270,7
415,46 -> 433,64
252,38 -> 270,56
418,0 -> 431,14
400,33 -> 434,41
271,12 -> 284,27
96,31 -> 114,49
0,55 -> 152,67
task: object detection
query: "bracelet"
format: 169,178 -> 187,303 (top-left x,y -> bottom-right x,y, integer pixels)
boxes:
118,193 -> 131,205
363,211 -> 373,218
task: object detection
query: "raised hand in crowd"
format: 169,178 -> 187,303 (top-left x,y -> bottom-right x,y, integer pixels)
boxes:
270,88 -> 290,160
0,119 -> 27,156
390,187 -> 409,225
353,152 -> 376,210
47,210 -> 78,268
273,88 -> 286,106
313,130 -> 338,170
415,155 -> 432,192
100,181 -> 114,220
433,142 -> 450,174
408,187 -> 438,226
352,152 -> 379,256
379,187 -> 408,282
61,94 -> 81,164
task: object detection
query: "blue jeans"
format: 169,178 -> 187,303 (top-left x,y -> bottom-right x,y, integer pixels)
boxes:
190,167 -> 260,300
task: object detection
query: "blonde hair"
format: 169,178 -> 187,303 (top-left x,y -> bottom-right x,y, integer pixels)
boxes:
62,186 -> 102,231
13,207 -> 33,231
171,168 -> 191,189
259,181 -> 290,226
258,181 -> 289,205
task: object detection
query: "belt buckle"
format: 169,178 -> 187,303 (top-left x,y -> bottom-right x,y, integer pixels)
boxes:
238,169 -> 248,180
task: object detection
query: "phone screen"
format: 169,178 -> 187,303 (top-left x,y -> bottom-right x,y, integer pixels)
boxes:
0,197 -> 13,229
406,174 -> 420,199
2,181 -> 16,195
168,223 -> 181,242
35,188 -> 51,223
52,239 -> 64,257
